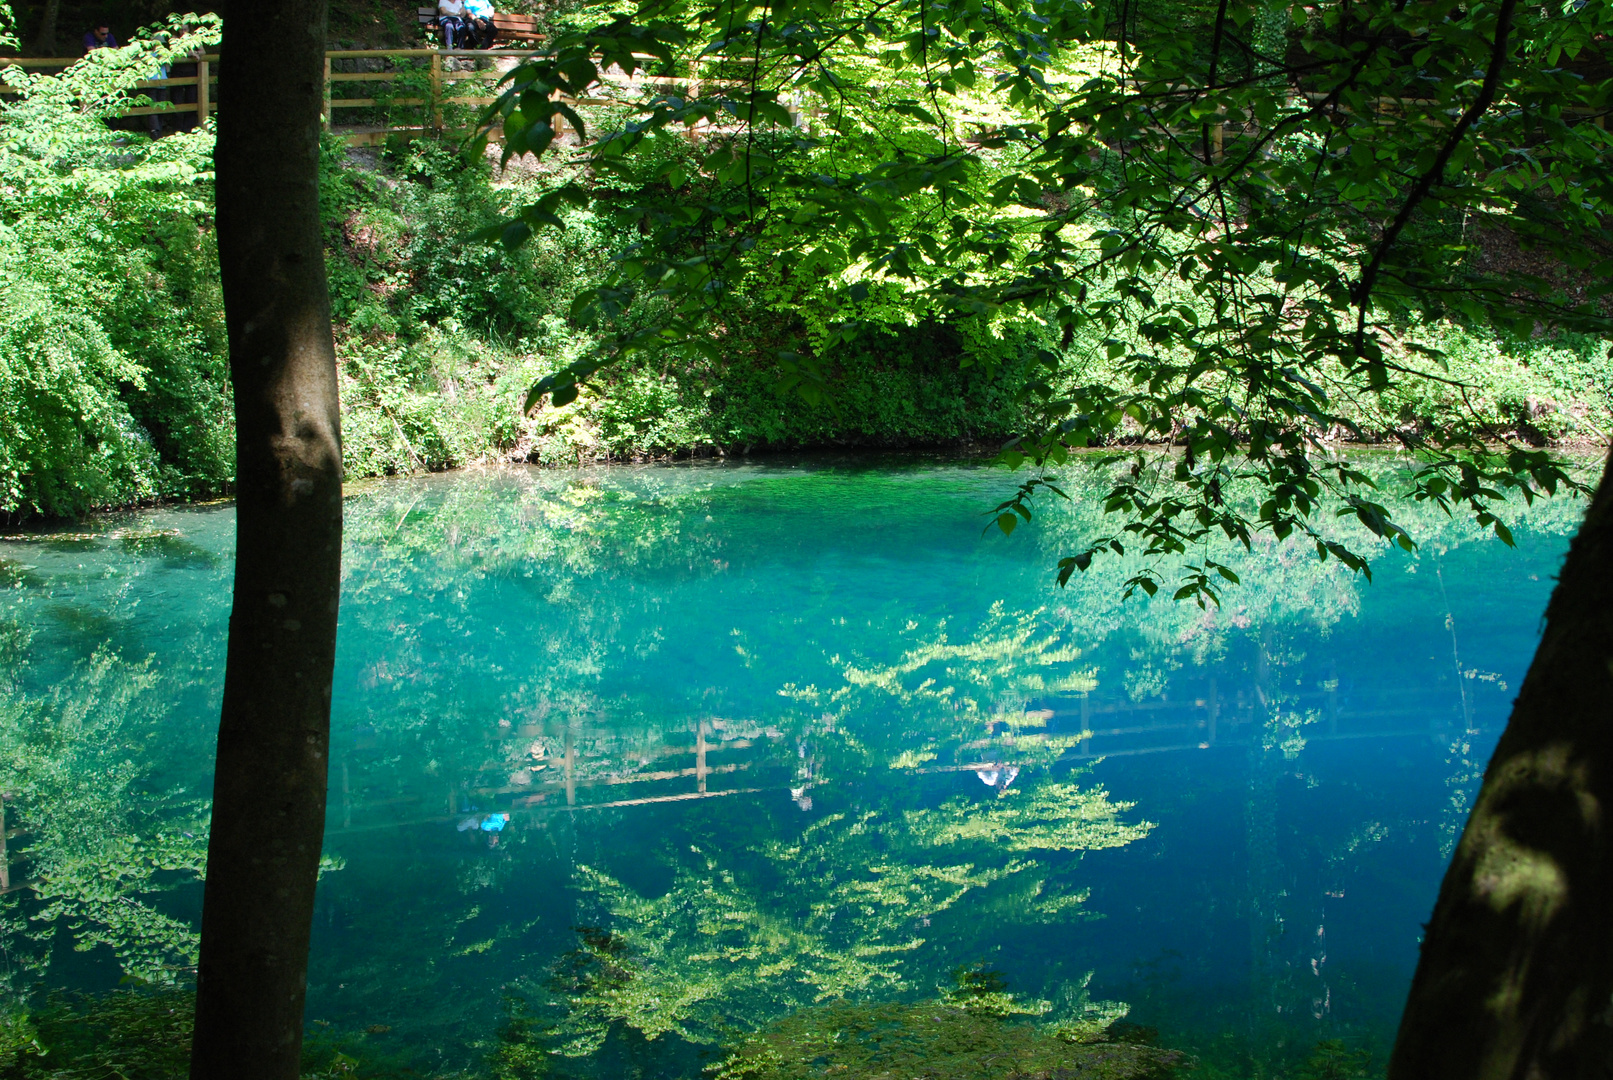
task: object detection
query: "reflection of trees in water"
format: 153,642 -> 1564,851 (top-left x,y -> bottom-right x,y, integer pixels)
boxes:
781,603 -> 1096,786
538,775 -> 1151,1056
0,640 -> 208,994
531,550 -> 1387,1065
0,466 -> 1586,1064
331,467 -> 1584,812
337,474 -> 739,800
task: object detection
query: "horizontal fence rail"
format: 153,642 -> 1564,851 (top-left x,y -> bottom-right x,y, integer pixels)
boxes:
0,48 -> 762,145
313,674 -> 1491,838
0,52 -> 216,120
0,672 -> 1497,889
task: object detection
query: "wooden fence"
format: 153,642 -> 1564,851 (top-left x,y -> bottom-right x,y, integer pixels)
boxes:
0,52 -> 218,123
0,674 -> 1493,891
0,47 -> 750,146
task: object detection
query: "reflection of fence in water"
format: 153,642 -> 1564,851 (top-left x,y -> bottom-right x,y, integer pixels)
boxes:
501,719 -> 779,810
329,718 -> 792,835
1049,672 -> 1484,761
323,666 -> 1491,837
0,670 -> 1494,885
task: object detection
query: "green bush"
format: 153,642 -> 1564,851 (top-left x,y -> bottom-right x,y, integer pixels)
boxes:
0,20 -> 231,518
0,265 -> 164,517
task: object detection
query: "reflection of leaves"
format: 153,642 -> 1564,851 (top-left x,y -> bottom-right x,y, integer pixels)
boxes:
1440,725 -> 1486,860
1260,708 -> 1322,760
337,474 -> 733,785
784,603 -> 1098,780
909,779 -> 1154,854
548,926 -> 635,1003
0,649 -> 207,986
544,775 -> 1150,1053
834,601 -> 1096,721
944,964 -> 1044,1019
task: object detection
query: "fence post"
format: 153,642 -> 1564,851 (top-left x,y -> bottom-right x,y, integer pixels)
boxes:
322,55 -> 332,131
687,56 -> 701,144
196,56 -> 210,124
430,51 -> 443,134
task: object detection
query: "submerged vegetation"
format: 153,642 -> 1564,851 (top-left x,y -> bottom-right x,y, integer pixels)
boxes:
707,998 -> 1182,1080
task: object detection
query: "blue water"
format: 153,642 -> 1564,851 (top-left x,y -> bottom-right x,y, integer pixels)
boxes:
0,460 -> 1580,1075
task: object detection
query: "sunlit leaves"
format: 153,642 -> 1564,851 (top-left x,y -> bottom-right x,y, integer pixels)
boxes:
475,0 -> 1606,600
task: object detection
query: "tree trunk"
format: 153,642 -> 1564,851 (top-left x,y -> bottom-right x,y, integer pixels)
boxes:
31,0 -> 60,56
189,1 -> 341,1077
1390,447 -> 1613,1079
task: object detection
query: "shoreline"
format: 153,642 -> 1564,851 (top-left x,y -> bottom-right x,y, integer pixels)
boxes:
2,439 -> 1606,535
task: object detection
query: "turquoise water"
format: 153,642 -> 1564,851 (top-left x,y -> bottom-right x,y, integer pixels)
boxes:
0,459 -> 1582,1075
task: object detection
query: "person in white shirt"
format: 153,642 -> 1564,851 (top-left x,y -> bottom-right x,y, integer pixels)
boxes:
436,0 -> 469,49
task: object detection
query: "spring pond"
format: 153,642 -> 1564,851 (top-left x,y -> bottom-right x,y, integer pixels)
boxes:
0,458 -> 1583,1076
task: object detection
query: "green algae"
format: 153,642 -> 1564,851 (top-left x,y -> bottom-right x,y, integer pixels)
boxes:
709,1001 -> 1183,1080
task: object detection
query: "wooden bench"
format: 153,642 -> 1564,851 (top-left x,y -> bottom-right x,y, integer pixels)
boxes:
417,7 -> 545,46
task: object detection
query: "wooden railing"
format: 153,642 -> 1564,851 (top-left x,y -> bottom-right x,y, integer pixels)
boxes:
319,48 -> 551,145
0,52 -> 217,123
0,47 -> 742,146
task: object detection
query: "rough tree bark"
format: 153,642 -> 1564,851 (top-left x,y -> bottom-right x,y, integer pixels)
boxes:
30,0 -> 60,56
189,1 -> 342,1077
1390,447 -> 1613,1079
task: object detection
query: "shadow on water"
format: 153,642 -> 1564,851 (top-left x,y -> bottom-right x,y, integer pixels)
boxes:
118,533 -> 223,570
0,559 -> 43,589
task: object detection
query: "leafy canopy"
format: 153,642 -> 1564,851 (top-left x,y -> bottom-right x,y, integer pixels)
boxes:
476,0 -> 1612,602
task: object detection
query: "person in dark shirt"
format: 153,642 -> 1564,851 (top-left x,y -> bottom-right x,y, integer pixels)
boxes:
82,23 -> 167,136
82,24 -> 117,53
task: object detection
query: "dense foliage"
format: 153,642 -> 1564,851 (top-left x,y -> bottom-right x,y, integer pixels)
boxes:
0,33 -> 1051,518
0,18 -> 229,517
486,0 -> 1613,598
2,3 -> 1611,519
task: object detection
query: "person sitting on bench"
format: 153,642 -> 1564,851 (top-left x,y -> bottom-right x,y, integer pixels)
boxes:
466,0 -> 497,48
436,0 -> 470,48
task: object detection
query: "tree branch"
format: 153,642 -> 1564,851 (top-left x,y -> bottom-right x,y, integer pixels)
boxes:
1351,0 -> 1520,353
